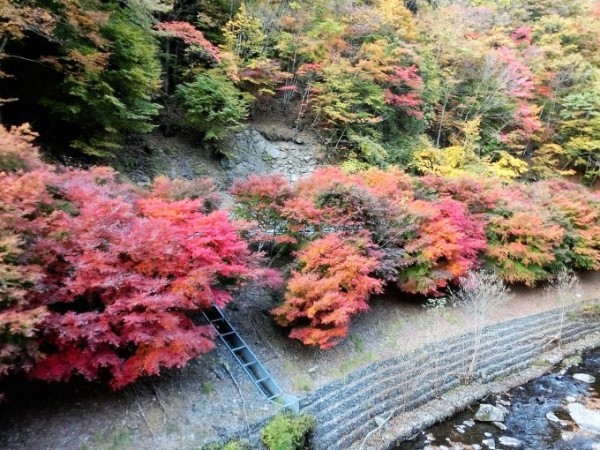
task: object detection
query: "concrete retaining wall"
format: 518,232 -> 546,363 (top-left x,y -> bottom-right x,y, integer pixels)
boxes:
224,301 -> 600,449
299,302 -> 600,449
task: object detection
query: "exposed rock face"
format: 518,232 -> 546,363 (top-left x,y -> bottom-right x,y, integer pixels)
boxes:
222,128 -> 324,184
567,403 -> 600,434
474,404 -> 505,422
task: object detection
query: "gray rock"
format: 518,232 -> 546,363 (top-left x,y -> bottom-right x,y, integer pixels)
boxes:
498,436 -> 523,448
565,396 -> 577,403
463,419 -> 476,427
224,128 -> 321,183
475,404 -> 506,422
546,412 -> 560,423
473,445 -> 482,450
496,404 -> 510,415
567,402 -> 600,434
482,438 -> 495,449
374,416 -> 387,428
573,373 -> 596,383
493,421 -> 507,431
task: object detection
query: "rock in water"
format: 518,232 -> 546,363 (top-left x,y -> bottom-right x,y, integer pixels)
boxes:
498,436 -> 523,448
482,438 -> 495,449
546,412 -> 560,423
573,373 -> 596,383
475,404 -> 506,422
493,421 -> 507,431
567,403 -> 600,434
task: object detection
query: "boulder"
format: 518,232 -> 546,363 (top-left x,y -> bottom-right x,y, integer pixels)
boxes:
496,404 -> 510,415
498,436 -> 523,448
493,421 -> 507,431
482,438 -> 495,449
573,373 -> 596,383
567,402 -> 600,434
475,404 -> 506,422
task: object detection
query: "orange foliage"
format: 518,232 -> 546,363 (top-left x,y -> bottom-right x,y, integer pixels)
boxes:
272,233 -> 382,349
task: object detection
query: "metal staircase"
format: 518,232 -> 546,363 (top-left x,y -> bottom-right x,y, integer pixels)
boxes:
203,305 -> 299,413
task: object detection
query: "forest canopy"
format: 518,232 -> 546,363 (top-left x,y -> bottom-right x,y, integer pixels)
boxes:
0,0 -> 599,183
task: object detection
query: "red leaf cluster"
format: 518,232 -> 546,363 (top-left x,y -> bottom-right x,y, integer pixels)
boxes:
1,124 -> 277,388
156,21 -> 222,62
233,168 -> 600,347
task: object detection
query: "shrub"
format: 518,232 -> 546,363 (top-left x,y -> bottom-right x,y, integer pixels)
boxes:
231,174 -> 297,247
0,124 -> 279,388
231,167 -> 600,348
485,210 -> 564,285
261,413 -> 315,450
530,180 -> 600,271
272,233 -> 383,349
401,198 -> 487,295
176,72 -> 249,140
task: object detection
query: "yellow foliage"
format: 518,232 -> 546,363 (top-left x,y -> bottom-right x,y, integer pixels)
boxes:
530,143 -> 575,179
375,0 -> 417,41
484,151 -> 529,180
411,145 -> 529,181
354,39 -> 406,83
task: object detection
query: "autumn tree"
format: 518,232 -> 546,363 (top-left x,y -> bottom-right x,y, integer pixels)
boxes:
272,233 -> 382,349
0,124 -> 279,388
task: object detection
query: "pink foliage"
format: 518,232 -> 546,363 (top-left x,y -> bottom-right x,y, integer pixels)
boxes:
387,65 -> 423,89
384,89 -> 423,118
511,27 -> 533,45
156,21 -> 222,62
495,46 -> 536,100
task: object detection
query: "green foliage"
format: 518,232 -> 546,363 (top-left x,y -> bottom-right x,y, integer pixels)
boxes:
40,1 -> 162,155
558,80 -> 600,184
176,72 -> 249,140
261,413 -> 315,450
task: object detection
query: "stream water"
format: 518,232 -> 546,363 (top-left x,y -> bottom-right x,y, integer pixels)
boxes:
397,349 -> 600,450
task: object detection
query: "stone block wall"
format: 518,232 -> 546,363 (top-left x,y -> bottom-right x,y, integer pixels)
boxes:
298,303 -> 600,449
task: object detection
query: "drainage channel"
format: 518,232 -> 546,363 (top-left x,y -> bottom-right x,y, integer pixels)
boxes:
203,305 -> 299,413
